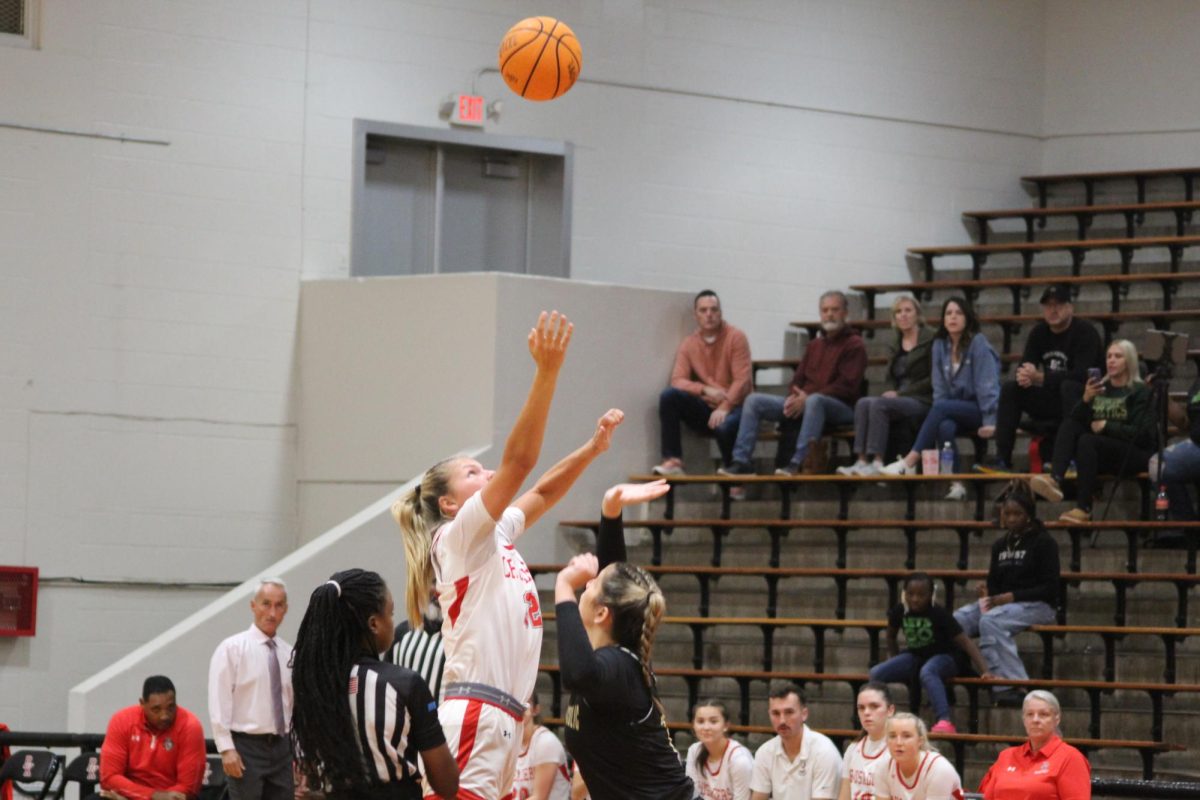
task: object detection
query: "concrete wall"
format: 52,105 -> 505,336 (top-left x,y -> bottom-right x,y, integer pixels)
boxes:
1041,0 -> 1200,176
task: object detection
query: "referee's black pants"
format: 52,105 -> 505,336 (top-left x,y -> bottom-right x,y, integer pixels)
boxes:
228,732 -> 293,800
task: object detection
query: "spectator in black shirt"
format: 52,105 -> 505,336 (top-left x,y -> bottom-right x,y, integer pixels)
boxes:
953,480 -> 1061,707
1148,375 -> 1200,534
979,285 -> 1103,472
554,480 -> 694,800
869,573 -> 993,734
291,569 -> 457,800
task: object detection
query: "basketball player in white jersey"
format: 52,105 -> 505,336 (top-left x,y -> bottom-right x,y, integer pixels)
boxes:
513,694 -> 571,800
685,699 -> 753,800
394,311 -> 623,800
839,682 -> 895,800
873,714 -> 964,800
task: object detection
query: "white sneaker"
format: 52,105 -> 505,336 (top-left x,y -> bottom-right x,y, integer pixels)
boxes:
882,458 -> 913,476
836,460 -> 868,476
858,461 -> 884,477
945,480 -> 968,501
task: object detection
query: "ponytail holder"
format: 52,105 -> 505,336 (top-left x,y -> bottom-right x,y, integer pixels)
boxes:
325,580 -> 342,597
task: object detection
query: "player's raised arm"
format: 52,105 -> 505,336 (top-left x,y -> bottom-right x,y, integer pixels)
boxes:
514,409 -> 623,528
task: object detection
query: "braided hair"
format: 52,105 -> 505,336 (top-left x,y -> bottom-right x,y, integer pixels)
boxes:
290,568 -> 389,796
596,562 -> 668,720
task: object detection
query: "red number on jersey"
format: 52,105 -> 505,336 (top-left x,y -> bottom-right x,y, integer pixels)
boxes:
523,590 -> 543,629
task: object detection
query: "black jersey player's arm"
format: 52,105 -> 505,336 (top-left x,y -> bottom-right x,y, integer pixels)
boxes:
595,481 -> 669,568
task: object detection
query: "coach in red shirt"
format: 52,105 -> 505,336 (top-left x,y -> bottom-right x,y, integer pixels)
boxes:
99,675 -> 207,800
979,689 -> 1091,800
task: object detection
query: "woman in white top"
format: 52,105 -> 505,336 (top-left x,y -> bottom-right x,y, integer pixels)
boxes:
394,311 -> 624,799
839,681 -> 896,800
515,693 -> 572,800
874,713 -> 964,800
685,699 -> 754,800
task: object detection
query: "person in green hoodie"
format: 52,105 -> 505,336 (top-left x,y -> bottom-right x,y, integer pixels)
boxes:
1030,339 -> 1154,523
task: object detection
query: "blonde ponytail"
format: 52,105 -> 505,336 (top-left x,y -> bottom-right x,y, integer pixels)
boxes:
393,458 -> 457,629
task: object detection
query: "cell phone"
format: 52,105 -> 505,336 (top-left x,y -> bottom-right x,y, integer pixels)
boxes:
1087,367 -> 1102,382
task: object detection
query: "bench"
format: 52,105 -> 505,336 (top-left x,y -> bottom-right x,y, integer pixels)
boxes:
1021,167 -> 1200,208
535,664 -> 1200,743
849,271 -> 1198,318
962,200 -> 1200,244
906,235 -> 1200,282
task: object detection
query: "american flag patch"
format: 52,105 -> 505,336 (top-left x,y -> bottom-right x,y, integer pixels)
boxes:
348,675 -> 359,694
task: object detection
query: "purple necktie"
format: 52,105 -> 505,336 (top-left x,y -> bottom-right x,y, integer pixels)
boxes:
266,639 -> 285,735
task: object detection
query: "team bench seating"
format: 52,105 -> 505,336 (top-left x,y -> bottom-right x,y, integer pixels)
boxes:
849,271 -> 1199,318
1021,167 -> 1200,209
905,235 -> 1200,283
535,664 -> 1200,744
532,561 -> 1200,629
961,200 -> 1200,244
540,613 -> 1200,686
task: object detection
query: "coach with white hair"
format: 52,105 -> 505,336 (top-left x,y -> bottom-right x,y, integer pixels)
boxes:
978,690 -> 1091,800
208,578 -> 295,800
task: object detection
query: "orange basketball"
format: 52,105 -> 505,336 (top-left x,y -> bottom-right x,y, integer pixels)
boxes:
498,17 -> 582,102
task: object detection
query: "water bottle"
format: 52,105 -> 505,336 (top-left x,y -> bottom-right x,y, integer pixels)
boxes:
1155,485 -> 1170,522
939,442 -> 955,475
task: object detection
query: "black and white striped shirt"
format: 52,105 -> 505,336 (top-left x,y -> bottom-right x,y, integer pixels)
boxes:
386,619 -> 445,702
348,658 -> 444,796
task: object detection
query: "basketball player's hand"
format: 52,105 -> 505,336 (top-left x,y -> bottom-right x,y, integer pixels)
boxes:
557,553 -> 599,592
528,310 -> 573,373
589,409 -> 624,453
222,749 -> 245,779
602,480 -> 671,517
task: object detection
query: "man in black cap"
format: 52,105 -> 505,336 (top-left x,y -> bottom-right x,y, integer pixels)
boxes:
979,284 -> 1103,472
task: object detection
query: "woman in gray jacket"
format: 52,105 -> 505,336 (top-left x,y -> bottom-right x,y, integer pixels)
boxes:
884,297 -> 1000,500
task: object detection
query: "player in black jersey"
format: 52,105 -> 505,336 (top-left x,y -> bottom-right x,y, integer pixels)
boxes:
554,480 -> 694,800
290,569 -> 458,800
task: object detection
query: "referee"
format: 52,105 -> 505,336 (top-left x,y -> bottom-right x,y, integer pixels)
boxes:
386,593 -> 445,699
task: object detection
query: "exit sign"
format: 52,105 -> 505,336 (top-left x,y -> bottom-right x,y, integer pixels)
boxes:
452,94 -> 485,127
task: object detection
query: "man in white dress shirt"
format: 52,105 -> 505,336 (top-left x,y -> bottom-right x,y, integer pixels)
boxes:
208,578 -> 294,800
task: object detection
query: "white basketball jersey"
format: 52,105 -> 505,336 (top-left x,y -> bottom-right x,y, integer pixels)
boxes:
514,727 -> 572,800
873,752 -> 964,800
842,736 -> 890,800
686,740 -> 754,800
432,492 -> 542,703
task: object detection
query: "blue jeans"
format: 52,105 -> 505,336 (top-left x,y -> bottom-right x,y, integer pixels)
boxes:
869,651 -> 957,721
954,600 -> 1056,691
731,392 -> 854,468
658,387 -> 742,466
1149,439 -> 1200,521
910,399 -> 982,472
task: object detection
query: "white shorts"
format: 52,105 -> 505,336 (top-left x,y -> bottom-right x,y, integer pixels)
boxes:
425,697 -> 520,800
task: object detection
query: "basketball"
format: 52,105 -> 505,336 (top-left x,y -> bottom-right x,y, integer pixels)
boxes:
498,16 -> 582,101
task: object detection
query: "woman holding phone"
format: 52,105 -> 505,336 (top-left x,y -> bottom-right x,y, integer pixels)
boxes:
1030,339 -> 1155,523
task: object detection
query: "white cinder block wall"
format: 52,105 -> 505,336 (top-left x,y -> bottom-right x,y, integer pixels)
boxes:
1,0 -> 1197,731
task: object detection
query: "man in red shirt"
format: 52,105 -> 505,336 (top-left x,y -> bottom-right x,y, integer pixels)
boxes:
99,675 -> 207,800
721,290 -> 867,476
653,289 -> 753,475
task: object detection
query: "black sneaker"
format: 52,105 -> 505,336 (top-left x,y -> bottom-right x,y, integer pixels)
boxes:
717,462 -> 755,477
973,458 -> 1014,475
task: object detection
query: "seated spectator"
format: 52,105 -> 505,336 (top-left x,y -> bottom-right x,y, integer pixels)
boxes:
654,290 -> 752,475
838,683 -> 895,800
954,480 -> 1059,707
839,296 -> 933,476
884,297 -> 1000,501
515,693 -> 572,800
98,675 -> 206,800
686,699 -> 753,800
870,573 -> 992,734
750,684 -> 842,800
979,285 -> 1102,473
872,713 -> 963,800
978,690 -> 1091,800
1147,374 -> 1200,542
721,291 -> 866,477
1030,339 -> 1154,524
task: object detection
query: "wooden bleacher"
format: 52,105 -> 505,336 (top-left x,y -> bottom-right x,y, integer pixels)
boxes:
961,200 -> 1200,244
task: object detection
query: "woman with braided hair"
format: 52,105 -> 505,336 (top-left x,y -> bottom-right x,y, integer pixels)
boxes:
554,480 -> 694,800
290,569 -> 457,799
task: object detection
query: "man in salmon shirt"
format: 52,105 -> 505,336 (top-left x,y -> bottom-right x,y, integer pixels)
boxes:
653,289 -> 753,475
98,675 -> 206,800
